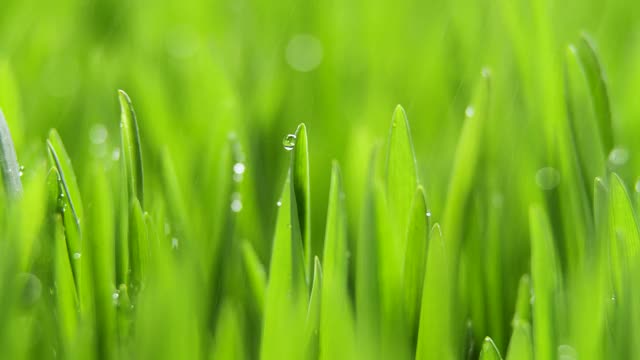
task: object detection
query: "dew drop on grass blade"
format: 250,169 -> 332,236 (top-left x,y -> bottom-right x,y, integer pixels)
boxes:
292,123 -> 312,283
479,336 -> 503,360
320,162 -> 355,360
0,108 -> 22,197
47,129 -> 84,294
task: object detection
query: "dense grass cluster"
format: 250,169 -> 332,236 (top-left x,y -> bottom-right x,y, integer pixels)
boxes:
2,1 -> 640,359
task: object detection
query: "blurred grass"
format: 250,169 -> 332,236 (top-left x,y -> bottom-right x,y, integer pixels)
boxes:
0,0 -> 640,359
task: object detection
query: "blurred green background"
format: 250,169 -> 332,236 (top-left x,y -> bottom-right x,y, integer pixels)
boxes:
1,0 -> 640,357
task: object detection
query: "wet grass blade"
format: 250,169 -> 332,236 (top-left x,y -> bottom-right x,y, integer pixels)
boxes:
385,105 -> 419,241
529,205 -> 563,360
119,89 -> 144,205
292,123 -> 312,282
479,337 -> 502,360
320,162 -> 355,360
128,198 -> 148,297
53,213 -> 78,356
0,108 -> 22,197
416,224 -> 455,360
47,130 -> 83,293
403,186 -> 429,338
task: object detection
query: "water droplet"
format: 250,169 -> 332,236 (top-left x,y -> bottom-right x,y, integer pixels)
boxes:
233,162 -> 246,175
608,147 -> 629,166
89,124 -> 108,144
465,106 -> 475,118
283,134 -> 297,151
535,167 -> 560,190
112,290 -> 120,305
112,148 -> 121,161
426,211 -> 432,217
285,34 -> 323,72
18,165 -> 24,177
481,67 -> 491,78
73,252 -> 82,260
230,192 -> 243,213
635,180 -> 640,193
277,200 -> 282,207
171,237 -> 179,249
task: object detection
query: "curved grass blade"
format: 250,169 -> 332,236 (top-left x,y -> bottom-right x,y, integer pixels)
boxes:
480,337 -> 503,360
505,322 -> 533,360
416,224 -> 455,360
403,186 -> 429,338
564,44 -> 606,192
260,173 -> 307,360
0,108 -> 22,197
608,173 -> 640,296
304,257 -> 322,359
576,33 -> 613,153
529,205 -> 563,360
53,213 -> 79,355
119,89 -> 144,206
385,105 -> 419,241
292,123 -> 312,283
241,240 -> 267,316
320,162 -> 355,360
0,60 -> 24,150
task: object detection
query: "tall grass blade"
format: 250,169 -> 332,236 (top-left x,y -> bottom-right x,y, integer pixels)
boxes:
119,89 -> 144,205
0,108 -> 22,197
479,337 -> 503,360
292,123 -> 312,282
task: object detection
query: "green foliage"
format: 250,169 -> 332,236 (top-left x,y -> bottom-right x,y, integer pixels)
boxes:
1,3 -> 640,358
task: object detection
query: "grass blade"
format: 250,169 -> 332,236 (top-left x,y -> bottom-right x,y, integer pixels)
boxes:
210,301 -> 246,360
385,105 -> 419,241
320,162 -> 355,360
512,274 -> 531,325
480,337 -> 503,360
505,322 -> 533,360
403,186 -> 429,339
304,257 -> 322,359
416,224 -> 455,360
0,108 -> 22,197
576,33 -> 613,153
292,123 -> 312,282
260,173 -> 307,360
529,205 -> 563,360
119,89 -> 144,205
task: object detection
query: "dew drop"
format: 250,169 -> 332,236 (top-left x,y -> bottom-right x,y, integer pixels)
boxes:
18,165 -> 24,177
233,162 -> 246,175
608,147 -> 629,166
112,290 -> 120,305
465,106 -> 475,118
277,200 -> 282,207
73,252 -> 82,260
283,134 -> 297,151
426,211 -> 432,218
535,167 -> 560,190
112,148 -> 121,161
230,192 -> 243,213
90,124 -> 108,144
171,237 -> 179,249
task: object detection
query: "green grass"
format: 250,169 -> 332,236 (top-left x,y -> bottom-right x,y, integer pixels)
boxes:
1,1 -> 640,359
